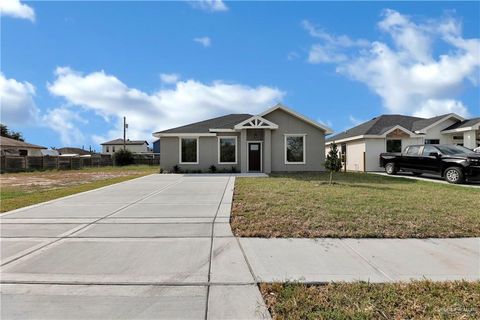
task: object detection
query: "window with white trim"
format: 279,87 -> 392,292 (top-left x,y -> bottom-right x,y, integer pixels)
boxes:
285,134 -> 305,164
180,137 -> 198,163
218,137 -> 237,164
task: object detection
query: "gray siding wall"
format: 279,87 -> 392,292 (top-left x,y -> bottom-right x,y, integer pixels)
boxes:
159,132 -> 241,172
263,109 -> 326,172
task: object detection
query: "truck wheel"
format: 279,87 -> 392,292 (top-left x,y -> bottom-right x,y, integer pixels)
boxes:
444,167 -> 464,184
385,163 -> 397,175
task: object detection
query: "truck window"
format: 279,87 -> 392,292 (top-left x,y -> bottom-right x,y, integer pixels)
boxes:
406,146 -> 420,155
423,145 -> 438,156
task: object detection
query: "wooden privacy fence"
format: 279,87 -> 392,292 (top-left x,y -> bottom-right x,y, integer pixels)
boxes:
0,154 -> 159,173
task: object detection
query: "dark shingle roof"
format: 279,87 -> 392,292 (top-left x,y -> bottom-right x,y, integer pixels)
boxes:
57,147 -> 93,155
155,114 -> 253,134
0,136 -> 46,149
442,117 -> 480,131
101,139 -> 148,145
326,113 -> 467,142
326,115 -> 424,142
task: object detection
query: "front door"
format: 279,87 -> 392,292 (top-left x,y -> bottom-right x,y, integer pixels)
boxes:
248,143 -> 261,172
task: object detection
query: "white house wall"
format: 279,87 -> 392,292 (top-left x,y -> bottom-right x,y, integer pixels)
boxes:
102,144 -> 149,154
345,140 -> 365,172
365,139 -> 384,171
423,118 -> 458,144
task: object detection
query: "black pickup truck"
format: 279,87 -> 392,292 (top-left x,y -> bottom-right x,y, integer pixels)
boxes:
379,144 -> 480,184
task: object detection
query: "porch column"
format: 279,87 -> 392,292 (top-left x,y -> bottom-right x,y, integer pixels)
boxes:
264,129 -> 272,174
240,129 -> 247,173
463,130 -> 476,149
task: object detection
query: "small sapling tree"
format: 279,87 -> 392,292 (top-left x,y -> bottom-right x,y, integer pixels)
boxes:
324,143 -> 342,184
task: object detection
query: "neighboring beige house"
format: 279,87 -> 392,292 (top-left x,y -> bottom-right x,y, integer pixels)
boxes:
326,113 -> 480,172
153,104 -> 333,173
101,139 -> 150,154
0,136 -> 47,156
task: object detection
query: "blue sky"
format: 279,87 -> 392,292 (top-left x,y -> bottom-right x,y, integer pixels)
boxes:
1,0 -> 479,151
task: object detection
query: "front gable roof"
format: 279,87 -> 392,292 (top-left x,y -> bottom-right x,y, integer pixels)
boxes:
233,115 -> 279,130
259,103 -> 333,134
412,113 -> 464,133
442,117 -> 480,133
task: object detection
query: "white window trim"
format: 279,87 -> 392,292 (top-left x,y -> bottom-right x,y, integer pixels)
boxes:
284,134 -> 306,164
218,136 -> 238,164
179,137 -> 199,164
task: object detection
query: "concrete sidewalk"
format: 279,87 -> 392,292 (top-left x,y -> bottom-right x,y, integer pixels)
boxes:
1,174 -> 270,320
240,238 -> 479,283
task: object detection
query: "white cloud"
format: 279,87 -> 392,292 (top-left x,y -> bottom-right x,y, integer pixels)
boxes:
48,67 -> 284,143
287,51 -> 299,61
189,0 -> 228,12
349,115 -> 364,126
42,107 -> 86,145
413,99 -> 469,118
0,73 -> 39,125
0,0 -> 35,21
160,73 -> 181,84
194,36 -> 211,47
303,20 -> 368,64
304,10 -> 480,118
318,119 -> 333,128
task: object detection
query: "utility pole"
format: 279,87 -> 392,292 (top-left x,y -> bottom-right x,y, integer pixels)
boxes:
123,116 -> 127,150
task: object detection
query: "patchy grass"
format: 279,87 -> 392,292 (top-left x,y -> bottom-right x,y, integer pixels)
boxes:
0,165 -> 158,212
231,172 -> 480,238
261,281 -> 480,320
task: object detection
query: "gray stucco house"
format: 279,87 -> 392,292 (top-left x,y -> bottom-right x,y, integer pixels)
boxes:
153,104 -> 333,173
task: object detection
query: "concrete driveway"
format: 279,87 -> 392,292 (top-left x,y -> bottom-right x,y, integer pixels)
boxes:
1,174 -> 270,320
369,172 -> 480,188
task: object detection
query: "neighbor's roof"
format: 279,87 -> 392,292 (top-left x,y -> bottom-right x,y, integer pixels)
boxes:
57,147 -> 93,155
442,117 -> 480,131
326,113 -> 464,143
0,136 -> 47,149
154,114 -> 253,134
101,139 -> 149,145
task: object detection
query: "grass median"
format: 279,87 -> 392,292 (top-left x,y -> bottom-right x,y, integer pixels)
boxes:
261,281 -> 480,320
231,172 -> 480,238
0,165 -> 159,213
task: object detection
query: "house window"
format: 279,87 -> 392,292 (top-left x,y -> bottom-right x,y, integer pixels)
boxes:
106,146 -> 109,152
285,134 -> 305,164
112,146 -> 116,152
180,137 -> 198,164
218,137 -> 237,164
386,139 -> 402,153
425,139 -> 440,145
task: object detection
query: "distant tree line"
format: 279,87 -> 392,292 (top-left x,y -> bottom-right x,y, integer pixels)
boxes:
0,124 -> 24,141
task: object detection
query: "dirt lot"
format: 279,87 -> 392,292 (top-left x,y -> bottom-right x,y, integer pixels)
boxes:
0,166 -> 158,212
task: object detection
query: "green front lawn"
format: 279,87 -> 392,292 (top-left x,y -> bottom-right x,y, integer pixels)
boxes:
261,281 -> 480,320
231,172 -> 480,238
0,165 -> 159,213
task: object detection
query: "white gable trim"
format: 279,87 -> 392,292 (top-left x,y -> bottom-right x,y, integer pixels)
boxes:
233,115 -> 279,130
415,114 -> 465,134
259,103 -> 334,134
381,125 -> 420,137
